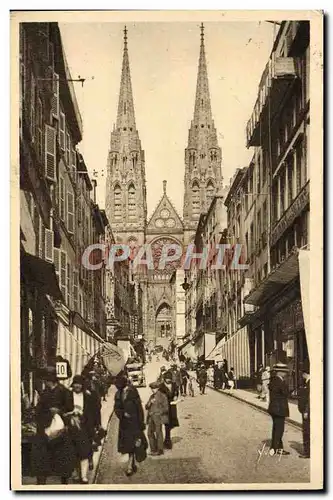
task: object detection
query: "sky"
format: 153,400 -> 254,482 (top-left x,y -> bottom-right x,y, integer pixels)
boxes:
59,21 -> 276,218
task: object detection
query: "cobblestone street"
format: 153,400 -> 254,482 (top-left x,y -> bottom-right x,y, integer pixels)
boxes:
95,361 -> 310,485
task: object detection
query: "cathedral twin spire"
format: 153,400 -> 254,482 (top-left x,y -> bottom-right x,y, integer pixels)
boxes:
106,23 -> 222,243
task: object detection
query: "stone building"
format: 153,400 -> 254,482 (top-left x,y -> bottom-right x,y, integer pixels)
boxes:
105,24 -> 224,346
20,22 -> 110,397
243,21 -> 310,393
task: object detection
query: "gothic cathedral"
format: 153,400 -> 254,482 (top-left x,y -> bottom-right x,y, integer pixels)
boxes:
105,24 -> 223,346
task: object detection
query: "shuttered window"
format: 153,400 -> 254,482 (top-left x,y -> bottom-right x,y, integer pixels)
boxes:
67,190 -> 74,234
45,124 -> 56,182
59,111 -> 65,151
45,229 -> 54,263
38,216 -> 45,259
53,248 -> 60,281
66,130 -> 71,166
73,270 -> 79,312
59,177 -> 65,221
60,251 -> 67,299
67,262 -> 71,307
30,72 -> 36,142
71,147 -> 77,180
51,72 -> 59,119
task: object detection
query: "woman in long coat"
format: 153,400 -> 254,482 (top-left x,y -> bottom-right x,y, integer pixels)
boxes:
159,371 -> 179,449
66,375 -> 97,483
114,372 -> 146,476
31,370 -> 76,484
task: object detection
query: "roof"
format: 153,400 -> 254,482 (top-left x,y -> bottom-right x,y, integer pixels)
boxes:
146,181 -> 183,234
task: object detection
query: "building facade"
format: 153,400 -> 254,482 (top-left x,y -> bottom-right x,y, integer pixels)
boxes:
19,22 -> 120,398
105,24 -> 224,346
243,21 -> 310,393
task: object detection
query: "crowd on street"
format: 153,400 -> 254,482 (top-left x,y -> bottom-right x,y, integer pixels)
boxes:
22,347 -> 311,484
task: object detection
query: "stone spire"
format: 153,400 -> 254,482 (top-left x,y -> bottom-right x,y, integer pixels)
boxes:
116,25 -> 136,131
105,25 -> 147,247
193,23 -> 212,126
182,23 -> 223,244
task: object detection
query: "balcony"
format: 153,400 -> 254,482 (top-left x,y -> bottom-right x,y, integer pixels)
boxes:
246,54 -> 299,147
271,181 -> 310,247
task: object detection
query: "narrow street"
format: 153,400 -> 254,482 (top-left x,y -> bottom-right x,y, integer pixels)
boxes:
95,361 -> 310,485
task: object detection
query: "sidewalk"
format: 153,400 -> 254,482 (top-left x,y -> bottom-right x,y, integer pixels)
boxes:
88,385 -> 116,483
207,383 -> 302,428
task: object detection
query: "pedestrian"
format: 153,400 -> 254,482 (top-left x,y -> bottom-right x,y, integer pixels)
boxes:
145,381 -> 169,456
256,364 -> 264,397
221,366 -> 229,390
159,371 -> 179,449
207,365 -> 214,386
30,367 -> 76,485
227,367 -> 236,390
197,364 -> 208,394
66,375 -> 96,483
298,359 -> 310,459
259,366 -> 270,402
179,364 -> 190,396
114,371 -> 146,476
171,364 -> 182,394
268,363 -> 290,456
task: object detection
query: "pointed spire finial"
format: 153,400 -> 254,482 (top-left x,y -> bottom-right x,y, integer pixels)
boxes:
200,23 -> 204,44
163,180 -> 167,194
124,25 -> 128,49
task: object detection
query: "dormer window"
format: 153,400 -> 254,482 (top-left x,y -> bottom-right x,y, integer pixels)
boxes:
201,124 -> 204,128
123,127 -> 127,131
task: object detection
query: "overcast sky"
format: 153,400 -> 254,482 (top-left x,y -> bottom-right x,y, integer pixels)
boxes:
59,21 -> 276,217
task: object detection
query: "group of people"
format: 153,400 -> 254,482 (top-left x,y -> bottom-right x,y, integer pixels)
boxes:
30,359 -> 109,484
210,359 -> 235,391
113,367 -> 180,476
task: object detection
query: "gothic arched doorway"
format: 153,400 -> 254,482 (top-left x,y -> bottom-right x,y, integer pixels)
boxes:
155,302 -> 172,342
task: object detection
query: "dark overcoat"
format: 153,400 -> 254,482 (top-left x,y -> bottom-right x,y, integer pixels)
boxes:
67,390 -> 96,459
298,379 -> 310,415
268,375 -> 290,417
114,385 -> 145,454
30,383 -> 76,478
159,382 -> 179,429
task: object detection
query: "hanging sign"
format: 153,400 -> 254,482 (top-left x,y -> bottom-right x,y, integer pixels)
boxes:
56,362 -> 68,379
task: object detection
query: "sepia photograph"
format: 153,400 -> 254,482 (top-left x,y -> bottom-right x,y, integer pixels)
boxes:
10,9 -> 323,490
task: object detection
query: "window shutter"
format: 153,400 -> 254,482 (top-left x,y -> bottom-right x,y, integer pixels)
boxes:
66,130 -> 71,166
59,111 -> 65,151
71,147 -> 77,180
38,216 -> 45,259
60,251 -> 67,299
53,248 -> 60,278
59,177 -> 65,221
67,262 -> 71,307
30,72 -> 36,142
45,229 -> 54,263
51,72 -> 59,119
45,124 -> 56,182
73,270 -> 79,312
67,191 -> 74,234
49,41 -> 54,70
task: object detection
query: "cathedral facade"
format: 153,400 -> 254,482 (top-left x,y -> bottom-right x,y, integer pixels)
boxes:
105,24 -> 223,346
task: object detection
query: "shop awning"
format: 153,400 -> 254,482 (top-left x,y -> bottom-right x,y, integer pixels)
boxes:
21,252 -> 62,300
205,337 -> 226,361
244,251 -> 299,306
97,342 -> 126,376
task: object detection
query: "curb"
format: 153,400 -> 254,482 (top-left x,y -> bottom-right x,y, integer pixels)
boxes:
207,385 -> 302,430
91,408 -> 115,484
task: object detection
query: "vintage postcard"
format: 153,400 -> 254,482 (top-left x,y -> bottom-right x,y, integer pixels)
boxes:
10,10 -> 323,491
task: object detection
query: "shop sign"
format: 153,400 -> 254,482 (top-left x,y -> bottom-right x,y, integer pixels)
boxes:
56,361 -> 68,379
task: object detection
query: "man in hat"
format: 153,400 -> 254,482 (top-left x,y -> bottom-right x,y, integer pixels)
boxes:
197,364 -> 208,395
145,381 -> 169,456
268,363 -> 291,456
298,359 -> 310,458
